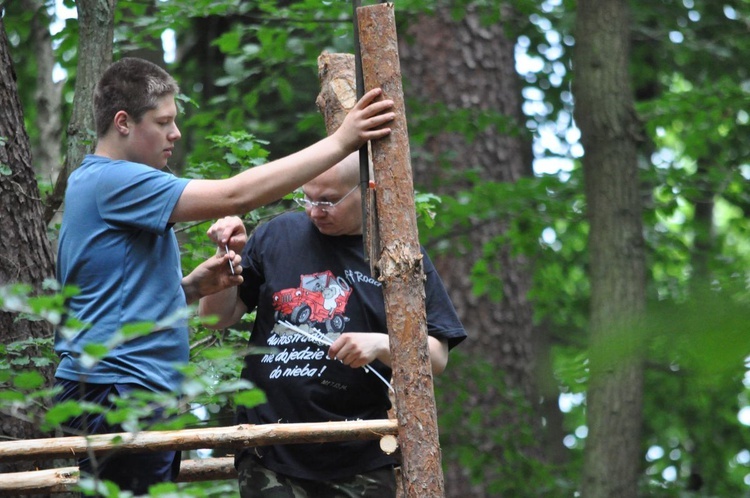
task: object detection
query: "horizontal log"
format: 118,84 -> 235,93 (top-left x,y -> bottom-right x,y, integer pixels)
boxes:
0,420 -> 398,463
0,466 -> 78,496
177,456 -> 236,482
0,457 -> 237,496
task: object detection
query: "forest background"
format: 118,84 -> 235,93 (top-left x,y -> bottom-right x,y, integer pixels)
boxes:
1,0 -> 750,497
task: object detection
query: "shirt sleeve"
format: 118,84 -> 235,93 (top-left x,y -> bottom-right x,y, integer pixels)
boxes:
422,249 -> 467,350
97,161 -> 190,234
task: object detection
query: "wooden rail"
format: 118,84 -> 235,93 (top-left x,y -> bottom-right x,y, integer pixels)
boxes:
0,420 -> 399,494
0,457 -> 237,496
0,420 -> 397,462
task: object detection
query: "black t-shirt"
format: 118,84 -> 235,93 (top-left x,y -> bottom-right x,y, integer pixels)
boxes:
236,212 -> 466,481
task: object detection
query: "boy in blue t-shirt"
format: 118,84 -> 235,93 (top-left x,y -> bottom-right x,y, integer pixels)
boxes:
55,57 -> 394,494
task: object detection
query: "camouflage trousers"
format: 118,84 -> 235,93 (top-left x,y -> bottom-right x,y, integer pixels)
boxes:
237,456 -> 397,498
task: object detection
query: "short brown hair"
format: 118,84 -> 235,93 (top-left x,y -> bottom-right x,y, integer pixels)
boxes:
94,57 -> 179,137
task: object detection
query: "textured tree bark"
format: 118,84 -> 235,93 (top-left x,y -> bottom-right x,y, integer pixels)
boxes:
316,52 -> 381,277
398,4 -> 549,496
358,5 -> 444,498
573,1 -> 646,497
0,15 -> 58,484
43,0 -> 114,224
316,52 -> 357,136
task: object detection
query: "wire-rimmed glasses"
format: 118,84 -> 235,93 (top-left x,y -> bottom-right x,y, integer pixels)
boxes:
294,185 -> 359,212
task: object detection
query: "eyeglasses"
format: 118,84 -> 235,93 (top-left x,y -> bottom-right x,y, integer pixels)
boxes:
294,185 -> 359,212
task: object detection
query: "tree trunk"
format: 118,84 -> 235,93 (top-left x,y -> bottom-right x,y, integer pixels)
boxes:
573,1 -> 646,497
399,4 -> 551,496
43,0 -> 114,225
20,0 -> 63,187
0,15 -> 57,481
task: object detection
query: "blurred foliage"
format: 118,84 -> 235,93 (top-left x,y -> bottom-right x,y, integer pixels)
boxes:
3,0 -> 750,495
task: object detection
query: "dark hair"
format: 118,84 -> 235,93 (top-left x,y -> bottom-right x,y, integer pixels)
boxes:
94,57 -> 179,137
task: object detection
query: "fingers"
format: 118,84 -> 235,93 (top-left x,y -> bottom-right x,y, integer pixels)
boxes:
214,251 -> 243,276
327,338 -> 342,360
359,100 -> 395,117
355,87 -> 384,108
357,99 -> 395,127
224,251 -> 243,275
206,225 -> 231,244
206,216 -> 246,245
328,335 -> 368,368
359,115 -> 394,141
223,272 -> 244,287
355,88 -> 394,110
357,95 -> 394,140
354,88 -> 395,127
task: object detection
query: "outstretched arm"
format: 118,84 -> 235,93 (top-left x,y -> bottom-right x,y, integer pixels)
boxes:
170,88 -> 394,223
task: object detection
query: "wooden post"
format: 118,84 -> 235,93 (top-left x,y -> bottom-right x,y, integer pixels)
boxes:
357,4 -> 445,497
316,52 -> 381,275
316,52 -> 357,135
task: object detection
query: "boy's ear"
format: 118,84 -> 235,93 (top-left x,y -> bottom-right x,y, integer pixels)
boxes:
113,110 -> 130,135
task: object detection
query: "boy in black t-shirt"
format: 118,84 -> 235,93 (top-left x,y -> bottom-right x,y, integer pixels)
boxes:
200,153 -> 466,497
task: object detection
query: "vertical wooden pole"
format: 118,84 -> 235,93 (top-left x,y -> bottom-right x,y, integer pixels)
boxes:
316,52 -> 381,275
357,4 -> 445,497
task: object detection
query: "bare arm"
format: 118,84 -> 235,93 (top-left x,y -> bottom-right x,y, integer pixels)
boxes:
198,284 -> 248,329
170,89 -> 394,223
328,333 -> 450,375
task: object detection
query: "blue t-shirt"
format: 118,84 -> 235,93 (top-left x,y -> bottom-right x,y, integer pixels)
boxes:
55,155 -> 191,392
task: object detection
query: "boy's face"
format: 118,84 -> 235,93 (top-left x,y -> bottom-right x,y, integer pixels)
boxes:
126,95 -> 181,169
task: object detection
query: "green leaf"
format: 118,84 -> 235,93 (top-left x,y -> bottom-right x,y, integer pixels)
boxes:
12,371 -> 44,390
201,347 -> 235,360
214,30 -> 241,54
234,389 -> 267,408
82,343 -> 109,359
45,401 -> 84,426
120,321 -> 156,338
0,390 -> 24,402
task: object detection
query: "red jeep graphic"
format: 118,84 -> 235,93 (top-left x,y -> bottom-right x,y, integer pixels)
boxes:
273,271 -> 351,333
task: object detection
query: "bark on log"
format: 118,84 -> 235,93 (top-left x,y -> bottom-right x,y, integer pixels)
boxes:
0,467 -> 79,496
0,458 -> 238,496
316,51 -> 382,278
357,4 -> 445,497
316,52 -> 357,136
0,420 -> 397,463
176,456 -> 236,482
